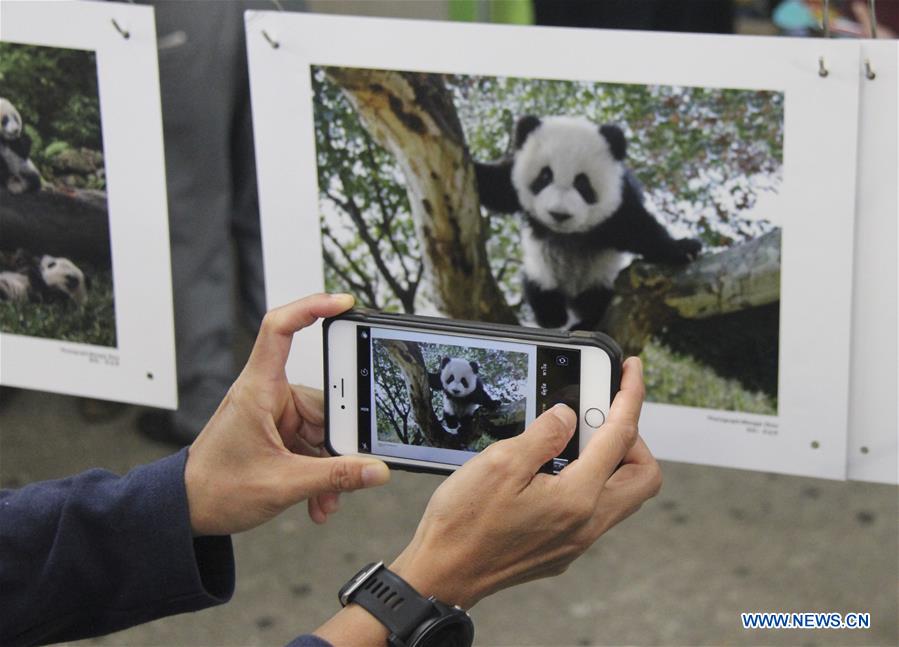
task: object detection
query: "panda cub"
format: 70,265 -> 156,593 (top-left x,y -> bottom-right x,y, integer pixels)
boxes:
428,357 -> 499,435
0,97 -> 43,195
475,115 -> 702,331
0,255 -> 88,306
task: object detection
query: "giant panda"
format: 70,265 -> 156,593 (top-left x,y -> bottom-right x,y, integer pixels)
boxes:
428,356 -> 499,436
0,97 -> 43,195
475,115 -> 702,331
0,254 -> 88,306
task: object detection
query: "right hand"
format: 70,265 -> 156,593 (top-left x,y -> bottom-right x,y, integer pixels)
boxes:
391,357 -> 661,609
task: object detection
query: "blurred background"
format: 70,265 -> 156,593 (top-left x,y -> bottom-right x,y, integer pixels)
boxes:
1,1 -> 896,645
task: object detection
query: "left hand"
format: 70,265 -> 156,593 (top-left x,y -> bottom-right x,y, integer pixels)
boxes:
184,293 -> 391,536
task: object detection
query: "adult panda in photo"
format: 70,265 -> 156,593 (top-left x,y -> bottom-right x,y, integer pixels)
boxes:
428,356 -> 499,435
0,97 -> 43,195
475,115 -> 702,331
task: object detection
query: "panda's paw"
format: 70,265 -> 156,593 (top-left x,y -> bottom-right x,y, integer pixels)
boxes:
674,238 -> 702,263
7,177 -> 26,195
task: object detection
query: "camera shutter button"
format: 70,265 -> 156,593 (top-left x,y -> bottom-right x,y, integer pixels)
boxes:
584,408 -> 605,428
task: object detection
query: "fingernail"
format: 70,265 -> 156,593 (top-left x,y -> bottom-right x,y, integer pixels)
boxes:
362,462 -> 390,487
551,403 -> 576,426
331,293 -> 354,303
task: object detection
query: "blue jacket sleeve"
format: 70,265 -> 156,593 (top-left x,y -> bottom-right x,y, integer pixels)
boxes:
0,448 -> 235,646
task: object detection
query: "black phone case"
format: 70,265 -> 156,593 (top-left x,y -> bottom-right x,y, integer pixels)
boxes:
322,309 -> 623,476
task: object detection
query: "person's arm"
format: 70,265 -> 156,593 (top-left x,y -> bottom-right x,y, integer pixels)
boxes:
0,449 -> 233,647
315,358 -> 661,646
1,294 -> 391,647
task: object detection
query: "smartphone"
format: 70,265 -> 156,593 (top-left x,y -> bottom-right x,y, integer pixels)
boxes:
324,310 -> 622,475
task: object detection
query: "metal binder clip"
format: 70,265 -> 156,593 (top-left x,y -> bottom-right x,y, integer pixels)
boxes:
111,18 -> 130,40
262,30 -> 280,49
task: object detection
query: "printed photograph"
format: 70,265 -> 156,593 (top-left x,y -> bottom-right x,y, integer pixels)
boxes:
0,42 -> 115,347
372,338 -> 529,452
313,65 -> 783,415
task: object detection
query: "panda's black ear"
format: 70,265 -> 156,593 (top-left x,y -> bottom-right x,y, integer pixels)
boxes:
514,115 -> 542,149
599,124 -> 627,161
440,356 -> 451,369
469,361 -> 479,374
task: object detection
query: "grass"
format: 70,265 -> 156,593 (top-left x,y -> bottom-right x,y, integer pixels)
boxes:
0,265 -> 116,347
641,340 -> 777,415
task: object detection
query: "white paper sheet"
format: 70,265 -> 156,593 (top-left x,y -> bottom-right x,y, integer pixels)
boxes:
246,13 -> 860,479
846,41 -> 898,485
0,1 -> 176,408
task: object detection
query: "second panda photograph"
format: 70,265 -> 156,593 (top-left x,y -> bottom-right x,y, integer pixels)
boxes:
313,65 -> 783,416
0,42 -> 115,347
371,336 -> 530,453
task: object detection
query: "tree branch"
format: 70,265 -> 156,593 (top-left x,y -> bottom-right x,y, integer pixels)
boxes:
600,228 -> 781,356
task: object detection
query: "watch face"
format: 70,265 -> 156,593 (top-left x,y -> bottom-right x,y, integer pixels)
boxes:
410,613 -> 474,647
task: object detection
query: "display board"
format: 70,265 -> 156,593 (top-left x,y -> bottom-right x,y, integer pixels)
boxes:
0,1 -> 177,408
846,41 -> 898,485
247,12 -> 863,479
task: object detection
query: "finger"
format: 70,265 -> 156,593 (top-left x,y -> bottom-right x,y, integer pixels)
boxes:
290,385 -> 325,428
245,293 -> 354,383
283,454 -> 390,503
588,437 -> 662,534
607,357 -> 645,427
318,491 -> 340,515
501,404 -> 577,479
562,358 -> 644,487
308,495 -> 327,525
603,436 -> 662,499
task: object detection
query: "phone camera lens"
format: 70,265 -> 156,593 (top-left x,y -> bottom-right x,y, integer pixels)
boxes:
555,355 -> 569,367
360,368 -> 369,377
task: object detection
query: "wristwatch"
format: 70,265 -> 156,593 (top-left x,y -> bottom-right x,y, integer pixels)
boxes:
338,561 -> 474,647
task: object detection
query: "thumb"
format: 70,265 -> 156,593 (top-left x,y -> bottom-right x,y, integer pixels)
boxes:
505,404 -> 577,478
283,455 -> 391,502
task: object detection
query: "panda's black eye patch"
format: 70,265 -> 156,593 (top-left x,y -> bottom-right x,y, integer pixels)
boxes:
1,117 -> 7,126
460,378 -> 468,389
48,261 -> 57,269
529,166 -> 553,195
574,173 -> 597,204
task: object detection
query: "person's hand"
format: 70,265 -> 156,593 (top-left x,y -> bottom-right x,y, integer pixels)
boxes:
184,293 -> 390,536
390,356 -> 660,608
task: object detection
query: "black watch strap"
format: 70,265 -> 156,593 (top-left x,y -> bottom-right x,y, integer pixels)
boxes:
341,563 -> 436,641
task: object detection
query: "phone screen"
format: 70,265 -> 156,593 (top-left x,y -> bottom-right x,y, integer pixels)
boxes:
355,325 -> 581,472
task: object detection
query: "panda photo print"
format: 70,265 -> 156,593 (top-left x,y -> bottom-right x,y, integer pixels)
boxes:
247,13 -> 861,479
1,1 -> 176,408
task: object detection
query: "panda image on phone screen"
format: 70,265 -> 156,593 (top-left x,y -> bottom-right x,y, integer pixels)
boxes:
428,357 -> 499,435
474,115 -> 702,331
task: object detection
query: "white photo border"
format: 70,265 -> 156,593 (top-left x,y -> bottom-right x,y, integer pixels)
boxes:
246,12 -> 861,480
1,1 -> 176,409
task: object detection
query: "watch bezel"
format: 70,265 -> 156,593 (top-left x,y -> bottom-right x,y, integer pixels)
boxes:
405,598 -> 474,647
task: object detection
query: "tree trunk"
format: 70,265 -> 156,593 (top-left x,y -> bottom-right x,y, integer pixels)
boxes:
600,228 -> 781,357
0,187 -> 110,263
381,340 -> 445,446
325,68 -> 516,324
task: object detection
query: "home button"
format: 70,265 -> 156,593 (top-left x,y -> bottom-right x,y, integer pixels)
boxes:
584,408 -> 605,428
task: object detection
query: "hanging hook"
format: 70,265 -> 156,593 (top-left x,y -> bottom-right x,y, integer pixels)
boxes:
864,59 -> 876,80
818,56 -> 829,77
111,18 -> 130,40
262,30 -> 280,49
